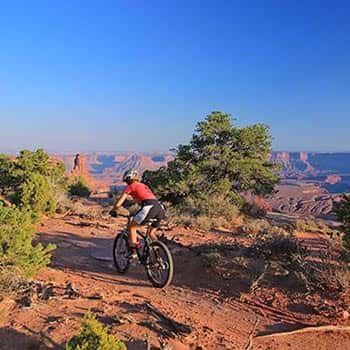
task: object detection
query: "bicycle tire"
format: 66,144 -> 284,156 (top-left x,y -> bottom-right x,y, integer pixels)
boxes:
146,240 -> 174,288
113,233 -> 130,273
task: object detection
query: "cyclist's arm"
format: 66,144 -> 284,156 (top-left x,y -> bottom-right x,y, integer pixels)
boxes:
113,193 -> 128,210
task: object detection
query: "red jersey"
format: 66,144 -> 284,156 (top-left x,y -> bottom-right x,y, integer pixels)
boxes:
123,181 -> 156,203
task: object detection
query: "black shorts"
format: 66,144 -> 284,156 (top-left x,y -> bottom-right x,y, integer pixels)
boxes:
133,199 -> 165,228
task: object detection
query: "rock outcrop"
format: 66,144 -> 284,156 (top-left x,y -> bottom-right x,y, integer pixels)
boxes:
57,152 -> 171,190
272,152 -> 316,178
267,182 -> 342,218
70,154 -> 96,190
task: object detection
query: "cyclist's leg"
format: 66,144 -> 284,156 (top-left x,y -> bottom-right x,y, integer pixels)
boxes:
145,202 -> 165,240
128,221 -> 142,247
148,226 -> 158,240
130,204 -> 153,246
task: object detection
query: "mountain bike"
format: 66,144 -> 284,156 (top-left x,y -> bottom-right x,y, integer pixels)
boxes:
112,214 -> 174,288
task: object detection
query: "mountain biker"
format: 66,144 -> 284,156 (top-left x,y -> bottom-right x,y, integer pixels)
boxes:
110,169 -> 165,254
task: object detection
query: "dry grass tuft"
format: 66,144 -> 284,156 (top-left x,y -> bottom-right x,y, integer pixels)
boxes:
240,219 -> 291,238
0,267 -> 25,300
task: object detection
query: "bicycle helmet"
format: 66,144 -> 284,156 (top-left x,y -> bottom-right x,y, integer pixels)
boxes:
122,169 -> 140,183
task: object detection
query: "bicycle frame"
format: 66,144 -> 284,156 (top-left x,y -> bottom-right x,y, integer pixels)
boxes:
121,214 -> 155,241
112,213 -> 174,287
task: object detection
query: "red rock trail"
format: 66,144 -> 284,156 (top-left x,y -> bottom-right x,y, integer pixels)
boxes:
0,212 -> 349,349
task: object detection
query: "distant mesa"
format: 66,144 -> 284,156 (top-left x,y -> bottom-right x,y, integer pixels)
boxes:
272,151 -> 350,176
54,151 -> 350,215
87,152 -> 172,187
274,151 -> 290,164
55,151 -> 171,192
269,152 -> 350,218
271,151 -> 317,177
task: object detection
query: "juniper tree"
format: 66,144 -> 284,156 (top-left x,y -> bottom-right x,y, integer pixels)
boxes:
0,149 -> 67,219
0,204 -> 55,279
143,111 -> 280,218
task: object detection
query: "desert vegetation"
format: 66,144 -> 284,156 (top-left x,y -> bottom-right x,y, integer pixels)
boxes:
0,149 -> 67,220
294,218 -> 330,235
143,112 -> 350,298
144,111 -> 280,229
1,119 -> 350,349
0,149 -> 68,300
239,218 -> 292,238
0,204 -> 55,299
245,233 -> 350,294
68,176 -> 92,198
335,194 -> 350,249
197,224 -> 350,302
65,313 -> 126,350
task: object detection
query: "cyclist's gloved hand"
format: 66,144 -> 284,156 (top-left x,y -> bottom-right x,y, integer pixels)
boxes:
109,207 -> 129,218
109,209 -> 118,218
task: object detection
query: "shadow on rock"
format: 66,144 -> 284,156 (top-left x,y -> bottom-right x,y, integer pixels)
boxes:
0,327 -> 59,350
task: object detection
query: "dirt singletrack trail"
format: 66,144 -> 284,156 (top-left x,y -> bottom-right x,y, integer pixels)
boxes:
1,209 -> 350,349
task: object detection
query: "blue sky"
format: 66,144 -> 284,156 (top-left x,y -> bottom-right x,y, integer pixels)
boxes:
0,1 -> 349,152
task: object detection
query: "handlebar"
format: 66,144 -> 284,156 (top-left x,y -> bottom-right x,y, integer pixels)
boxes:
108,209 -> 131,222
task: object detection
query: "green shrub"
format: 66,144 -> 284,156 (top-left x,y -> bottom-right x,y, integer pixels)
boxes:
242,202 -> 267,218
170,214 -> 211,231
66,313 -> 126,350
143,111 -> 280,223
0,204 -> 55,279
294,219 -> 329,234
240,219 -> 290,238
334,194 -> 350,249
185,194 -> 241,218
168,195 -> 240,230
0,149 -> 67,219
69,177 -> 91,198
15,173 -> 57,221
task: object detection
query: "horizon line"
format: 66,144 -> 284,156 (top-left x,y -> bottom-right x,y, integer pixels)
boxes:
2,148 -> 350,155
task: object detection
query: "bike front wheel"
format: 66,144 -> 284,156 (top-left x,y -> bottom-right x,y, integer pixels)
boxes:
146,240 -> 174,288
113,233 -> 130,273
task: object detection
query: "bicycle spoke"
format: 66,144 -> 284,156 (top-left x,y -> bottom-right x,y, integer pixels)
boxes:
147,245 -> 170,285
113,235 -> 130,272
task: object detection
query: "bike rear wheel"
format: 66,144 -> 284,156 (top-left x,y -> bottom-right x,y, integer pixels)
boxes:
113,233 -> 130,273
146,240 -> 174,288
